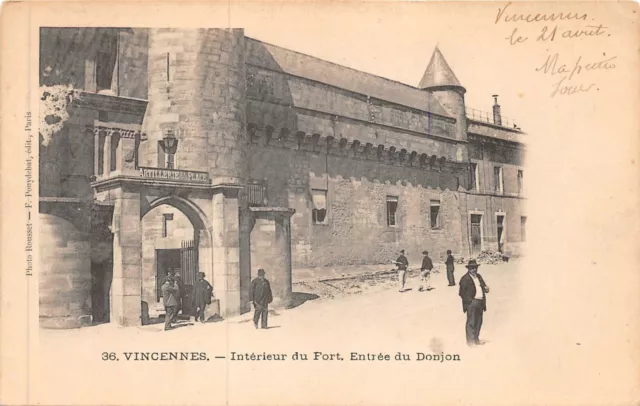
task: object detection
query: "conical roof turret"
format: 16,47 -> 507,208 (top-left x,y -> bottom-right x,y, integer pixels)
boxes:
418,46 -> 465,92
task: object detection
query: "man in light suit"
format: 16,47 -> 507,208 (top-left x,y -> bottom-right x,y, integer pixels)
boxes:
458,259 -> 490,347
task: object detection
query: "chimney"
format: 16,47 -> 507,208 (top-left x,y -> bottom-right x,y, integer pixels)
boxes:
492,95 -> 502,126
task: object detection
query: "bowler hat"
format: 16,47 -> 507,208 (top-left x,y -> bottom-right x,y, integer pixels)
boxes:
465,259 -> 480,269
422,250 -> 429,255
257,268 -> 266,276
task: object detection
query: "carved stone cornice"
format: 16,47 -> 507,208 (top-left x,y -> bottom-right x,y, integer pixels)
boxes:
72,91 -> 148,116
86,123 -> 144,140
247,123 -> 469,173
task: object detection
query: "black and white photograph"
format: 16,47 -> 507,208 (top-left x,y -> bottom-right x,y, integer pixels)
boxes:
1,2 -> 638,406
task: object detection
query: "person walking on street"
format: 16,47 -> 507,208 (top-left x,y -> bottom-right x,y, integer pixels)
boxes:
191,272 -> 213,323
392,250 -> 409,292
250,269 -> 273,329
458,260 -> 490,347
419,251 -> 434,292
161,275 -> 179,331
445,250 -> 456,286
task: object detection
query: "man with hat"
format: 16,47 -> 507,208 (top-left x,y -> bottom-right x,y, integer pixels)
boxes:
419,250 -> 434,292
392,250 -> 409,292
161,274 -> 179,331
250,269 -> 273,329
458,259 -> 490,346
191,272 -> 213,323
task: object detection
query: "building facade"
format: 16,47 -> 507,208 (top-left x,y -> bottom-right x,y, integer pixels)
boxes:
38,28 -> 526,329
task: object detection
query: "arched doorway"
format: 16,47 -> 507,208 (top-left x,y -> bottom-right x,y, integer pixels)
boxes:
140,196 -> 213,323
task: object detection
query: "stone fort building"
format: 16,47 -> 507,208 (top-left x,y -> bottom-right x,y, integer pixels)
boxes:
39,28 -> 526,328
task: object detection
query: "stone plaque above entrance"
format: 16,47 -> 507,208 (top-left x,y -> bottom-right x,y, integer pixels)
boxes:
139,167 -> 210,184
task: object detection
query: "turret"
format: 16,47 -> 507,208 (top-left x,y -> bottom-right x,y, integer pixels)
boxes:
418,47 -> 467,145
141,28 -> 248,185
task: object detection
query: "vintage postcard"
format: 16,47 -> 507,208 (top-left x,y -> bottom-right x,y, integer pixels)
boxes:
0,1 -> 638,405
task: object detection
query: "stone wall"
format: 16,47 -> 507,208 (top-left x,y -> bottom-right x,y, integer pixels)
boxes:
463,193 -> 526,256
117,29 -> 149,99
141,28 -> 248,186
464,136 -> 526,255
40,28 -> 148,99
249,144 -> 465,269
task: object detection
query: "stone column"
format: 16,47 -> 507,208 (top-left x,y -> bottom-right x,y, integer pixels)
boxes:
103,133 -> 112,175
249,208 -> 295,309
110,187 -> 142,326
273,212 -> 293,308
212,187 -> 243,317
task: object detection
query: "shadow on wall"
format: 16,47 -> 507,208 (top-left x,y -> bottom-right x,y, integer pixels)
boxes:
245,40 -> 300,204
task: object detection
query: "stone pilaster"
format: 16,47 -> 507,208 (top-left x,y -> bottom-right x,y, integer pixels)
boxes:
212,187 -> 243,317
249,207 -> 295,309
110,188 -> 142,326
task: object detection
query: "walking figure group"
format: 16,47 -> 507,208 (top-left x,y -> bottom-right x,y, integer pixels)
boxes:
161,268 -> 275,331
393,250 -> 490,347
161,271 -> 213,331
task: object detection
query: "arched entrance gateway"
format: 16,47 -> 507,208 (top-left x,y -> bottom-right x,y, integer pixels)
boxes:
86,124 -> 294,327
140,196 -> 215,323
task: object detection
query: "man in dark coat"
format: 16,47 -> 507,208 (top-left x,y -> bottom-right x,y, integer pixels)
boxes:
458,259 -> 490,346
445,249 -> 456,286
249,269 -> 273,329
161,275 -> 179,331
419,250 -> 433,292
191,272 -> 213,323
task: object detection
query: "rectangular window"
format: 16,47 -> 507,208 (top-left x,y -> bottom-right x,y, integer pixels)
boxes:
517,170 -> 524,195
96,51 -> 114,91
95,33 -> 117,92
430,200 -> 441,229
521,216 -> 527,242
311,189 -> 327,224
162,213 -> 174,238
494,166 -> 504,193
386,196 -> 398,227
470,163 -> 478,191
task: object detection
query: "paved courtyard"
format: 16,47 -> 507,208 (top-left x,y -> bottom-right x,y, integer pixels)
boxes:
32,261 -> 535,405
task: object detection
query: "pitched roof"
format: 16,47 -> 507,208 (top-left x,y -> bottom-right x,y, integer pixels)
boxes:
245,38 -> 452,118
418,46 -> 464,90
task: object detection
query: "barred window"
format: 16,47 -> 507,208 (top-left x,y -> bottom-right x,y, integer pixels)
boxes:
386,196 -> 398,227
430,200 -> 441,229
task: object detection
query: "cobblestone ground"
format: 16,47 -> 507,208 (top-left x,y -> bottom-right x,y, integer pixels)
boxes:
34,261 -> 527,406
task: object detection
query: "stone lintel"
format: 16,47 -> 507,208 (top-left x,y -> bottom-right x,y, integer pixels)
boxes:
249,207 -> 296,219
91,176 -> 217,193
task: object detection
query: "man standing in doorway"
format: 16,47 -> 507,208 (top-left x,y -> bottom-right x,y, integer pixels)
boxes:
250,269 -> 273,329
419,251 -> 433,292
173,270 -> 185,322
161,275 -> 179,331
458,260 -> 490,346
393,250 -> 409,292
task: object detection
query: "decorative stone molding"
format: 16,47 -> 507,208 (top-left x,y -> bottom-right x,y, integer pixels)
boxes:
246,123 -> 472,175
88,124 -> 142,139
